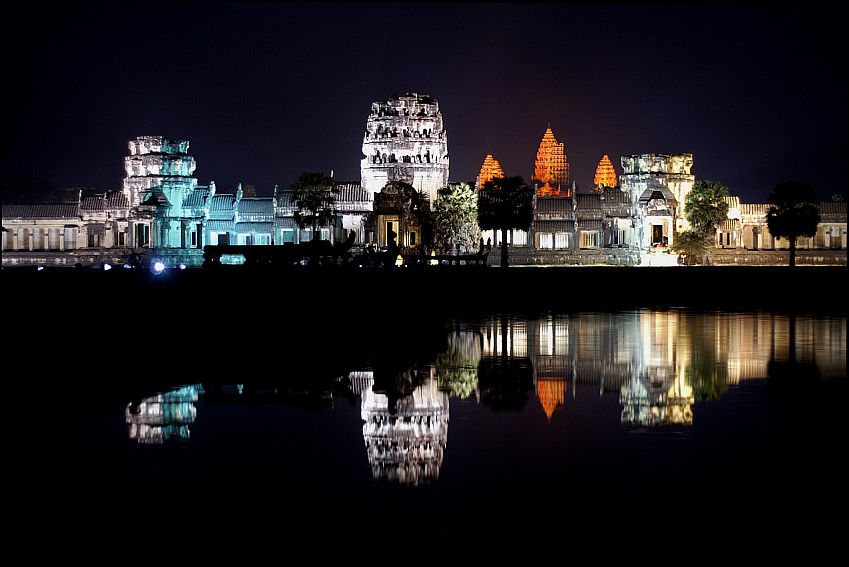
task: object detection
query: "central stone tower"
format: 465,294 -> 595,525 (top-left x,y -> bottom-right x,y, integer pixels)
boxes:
360,92 -> 449,206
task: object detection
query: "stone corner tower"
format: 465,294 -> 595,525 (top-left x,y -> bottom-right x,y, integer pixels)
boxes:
122,135 -> 197,209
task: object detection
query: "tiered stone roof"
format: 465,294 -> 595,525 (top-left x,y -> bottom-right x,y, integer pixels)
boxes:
532,124 -> 570,196
476,154 -> 505,190
593,154 -> 618,189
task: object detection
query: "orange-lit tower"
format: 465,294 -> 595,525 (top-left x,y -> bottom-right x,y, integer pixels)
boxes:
532,124 -> 570,196
537,378 -> 566,421
593,154 -> 618,189
476,154 -> 505,190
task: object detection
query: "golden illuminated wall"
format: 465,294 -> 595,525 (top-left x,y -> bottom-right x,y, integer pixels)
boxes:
532,125 -> 569,196
476,154 -> 505,189
593,154 -> 618,189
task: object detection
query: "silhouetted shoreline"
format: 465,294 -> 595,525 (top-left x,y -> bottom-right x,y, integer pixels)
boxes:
5,264 -> 846,314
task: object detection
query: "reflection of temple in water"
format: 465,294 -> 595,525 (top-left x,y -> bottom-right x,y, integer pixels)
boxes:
125,384 -> 203,444
348,369 -> 449,486
480,311 -> 846,426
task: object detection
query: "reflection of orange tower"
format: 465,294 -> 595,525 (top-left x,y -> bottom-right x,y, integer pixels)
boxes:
476,154 -> 505,189
532,124 -> 570,196
537,378 -> 566,420
593,154 -> 618,190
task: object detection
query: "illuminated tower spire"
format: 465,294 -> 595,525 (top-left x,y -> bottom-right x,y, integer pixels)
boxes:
532,124 -> 569,196
593,154 -> 618,190
476,154 -> 505,189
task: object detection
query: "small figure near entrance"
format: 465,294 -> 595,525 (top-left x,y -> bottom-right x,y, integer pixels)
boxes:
384,230 -> 401,267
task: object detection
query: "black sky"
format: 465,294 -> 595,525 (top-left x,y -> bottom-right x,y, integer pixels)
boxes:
3,2 -> 847,203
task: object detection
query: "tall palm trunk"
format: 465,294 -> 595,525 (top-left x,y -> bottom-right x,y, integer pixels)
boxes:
500,227 -> 510,268
789,237 -> 796,268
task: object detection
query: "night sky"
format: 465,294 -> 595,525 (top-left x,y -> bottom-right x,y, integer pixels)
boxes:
3,2 -> 847,204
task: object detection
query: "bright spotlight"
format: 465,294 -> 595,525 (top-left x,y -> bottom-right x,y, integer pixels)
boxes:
151,260 -> 166,274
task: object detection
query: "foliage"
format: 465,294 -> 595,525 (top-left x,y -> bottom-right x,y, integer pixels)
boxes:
670,230 -> 711,265
1,176 -> 79,204
432,182 -> 480,254
477,176 -> 535,267
766,181 -> 820,267
290,171 -> 339,241
684,179 -> 730,236
434,330 -> 482,399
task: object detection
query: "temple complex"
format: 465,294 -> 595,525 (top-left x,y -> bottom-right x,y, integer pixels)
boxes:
1,95 -> 846,268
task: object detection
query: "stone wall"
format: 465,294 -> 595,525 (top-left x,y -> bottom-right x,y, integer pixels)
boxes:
484,247 -> 847,267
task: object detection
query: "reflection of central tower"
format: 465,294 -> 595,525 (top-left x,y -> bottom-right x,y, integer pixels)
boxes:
354,368 -> 450,486
360,92 -> 450,206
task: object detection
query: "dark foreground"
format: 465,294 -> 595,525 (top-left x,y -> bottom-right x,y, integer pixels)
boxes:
7,263 -> 845,400
6,264 -> 847,555
6,263 -> 847,314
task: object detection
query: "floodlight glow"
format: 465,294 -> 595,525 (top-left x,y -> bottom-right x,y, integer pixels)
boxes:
178,263 -> 187,270
151,260 -> 166,274
103,263 -> 112,271
37,265 -> 44,271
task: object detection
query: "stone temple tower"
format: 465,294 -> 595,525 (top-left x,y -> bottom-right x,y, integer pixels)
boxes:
531,124 -> 569,196
123,136 -> 197,209
123,135 -> 199,249
360,92 -> 449,206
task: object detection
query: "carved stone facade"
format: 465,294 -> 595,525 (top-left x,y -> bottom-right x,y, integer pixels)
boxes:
619,153 -> 695,250
593,154 -> 618,189
476,154 -> 505,189
360,92 -> 449,207
532,124 -> 570,196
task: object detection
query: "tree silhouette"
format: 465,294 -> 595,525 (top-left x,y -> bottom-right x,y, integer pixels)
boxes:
477,176 -> 535,267
290,171 -> 339,242
1,176 -> 76,204
766,181 -> 820,267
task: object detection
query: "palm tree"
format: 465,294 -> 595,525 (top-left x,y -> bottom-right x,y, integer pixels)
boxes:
766,181 -> 821,267
684,180 -> 730,236
477,176 -> 535,268
290,171 -> 339,242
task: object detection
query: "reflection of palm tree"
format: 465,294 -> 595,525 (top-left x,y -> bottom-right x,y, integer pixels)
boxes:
478,313 -> 534,411
684,313 -> 729,401
768,313 -> 821,389
435,327 -> 482,399
687,354 -> 729,401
